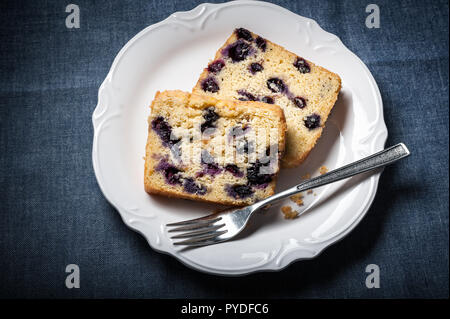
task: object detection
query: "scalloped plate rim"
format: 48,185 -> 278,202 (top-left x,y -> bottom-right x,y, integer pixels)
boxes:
92,0 -> 387,276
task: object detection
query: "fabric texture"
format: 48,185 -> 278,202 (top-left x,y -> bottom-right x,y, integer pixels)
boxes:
0,0 -> 448,298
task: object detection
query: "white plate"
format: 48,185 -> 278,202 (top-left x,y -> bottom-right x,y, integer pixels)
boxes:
92,0 -> 387,275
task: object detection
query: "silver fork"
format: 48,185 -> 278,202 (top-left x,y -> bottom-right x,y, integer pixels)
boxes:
166,143 -> 410,247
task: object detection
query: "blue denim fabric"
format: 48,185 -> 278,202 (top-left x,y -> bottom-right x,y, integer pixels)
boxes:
0,0 -> 448,298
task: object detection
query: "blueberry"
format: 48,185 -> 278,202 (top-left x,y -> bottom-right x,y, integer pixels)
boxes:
228,40 -> 252,62
183,178 -> 207,195
294,57 -> 310,73
247,161 -> 273,185
155,160 -> 182,185
235,28 -> 253,42
225,164 -> 244,178
261,96 -> 274,104
165,167 -> 182,185
255,37 -> 267,51
208,59 -> 225,74
151,116 -> 180,147
267,78 -> 285,93
292,96 -> 306,108
204,164 -> 222,176
226,184 -> 254,199
249,62 -> 263,74
151,117 -> 171,145
201,77 -> 219,93
203,107 -> 220,123
252,183 -> 270,190
237,90 -> 257,101
201,107 -> 220,132
304,113 -> 321,129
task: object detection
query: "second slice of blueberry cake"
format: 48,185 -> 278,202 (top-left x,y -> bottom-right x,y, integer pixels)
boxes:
144,90 -> 286,206
193,28 -> 341,168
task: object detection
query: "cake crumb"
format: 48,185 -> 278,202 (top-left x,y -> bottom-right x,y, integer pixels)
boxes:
289,193 -> 304,206
307,189 -> 313,195
319,166 -> 328,175
302,173 -> 311,180
281,206 -> 299,219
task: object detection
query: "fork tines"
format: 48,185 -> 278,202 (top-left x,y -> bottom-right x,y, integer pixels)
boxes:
166,215 -> 228,246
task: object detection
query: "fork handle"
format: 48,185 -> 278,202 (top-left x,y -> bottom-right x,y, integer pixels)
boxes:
255,143 -> 410,208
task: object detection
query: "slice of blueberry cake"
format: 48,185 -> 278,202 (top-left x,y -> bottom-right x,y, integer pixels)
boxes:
193,28 -> 341,168
144,90 -> 286,206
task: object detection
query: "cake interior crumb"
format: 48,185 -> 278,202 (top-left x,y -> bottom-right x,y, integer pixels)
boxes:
289,193 -> 304,206
281,206 -> 299,219
319,165 -> 328,175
